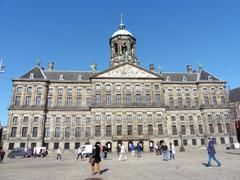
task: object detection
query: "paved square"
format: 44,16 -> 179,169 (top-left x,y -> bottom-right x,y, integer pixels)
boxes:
0,148 -> 240,180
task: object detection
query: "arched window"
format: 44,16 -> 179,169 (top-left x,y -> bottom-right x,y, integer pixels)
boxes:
114,43 -> 118,53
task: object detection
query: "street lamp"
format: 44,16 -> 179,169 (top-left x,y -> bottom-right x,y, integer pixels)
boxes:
179,132 -> 185,152
27,134 -> 30,147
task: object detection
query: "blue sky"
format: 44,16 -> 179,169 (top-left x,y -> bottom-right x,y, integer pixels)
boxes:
0,0 -> 240,125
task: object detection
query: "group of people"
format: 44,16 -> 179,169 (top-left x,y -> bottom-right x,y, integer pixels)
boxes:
116,143 -> 143,160
154,141 -> 176,161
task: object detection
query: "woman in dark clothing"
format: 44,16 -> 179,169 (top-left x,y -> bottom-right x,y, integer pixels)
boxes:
91,144 -> 101,175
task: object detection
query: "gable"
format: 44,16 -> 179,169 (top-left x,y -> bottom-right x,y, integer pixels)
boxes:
96,64 -> 160,78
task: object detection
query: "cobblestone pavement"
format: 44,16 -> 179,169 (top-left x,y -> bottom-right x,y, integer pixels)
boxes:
0,149 -> 240,180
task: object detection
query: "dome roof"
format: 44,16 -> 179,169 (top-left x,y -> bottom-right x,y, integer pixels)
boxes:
111,29 -> 133,38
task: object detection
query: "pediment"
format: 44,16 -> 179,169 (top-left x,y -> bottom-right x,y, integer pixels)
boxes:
96,64 -> 160,78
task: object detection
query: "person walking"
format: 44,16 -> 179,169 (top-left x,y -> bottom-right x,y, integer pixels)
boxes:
76,146 -> 83,161
116,144 -> 121,156
207,138 -> 221,167
161,142 -> 168,161
169,142 -> 175,160
56,147 -> 62,160
130,143 -> 135,157
0,146 -> 6,164
90,144 -> 101,175
103,145 -> 108,159
118,144 -> 127,161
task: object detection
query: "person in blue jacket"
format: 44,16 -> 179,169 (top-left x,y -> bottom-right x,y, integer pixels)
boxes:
207,138 -> 221,167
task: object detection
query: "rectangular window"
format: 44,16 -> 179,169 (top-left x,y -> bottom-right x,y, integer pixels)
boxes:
172,125 -> 177,135
169,98 -> 174,108
218,123 -> 223,133
87,88 -> 91,94
77,89 -> 82,95
155,94 -> 161,105
47,97 -> 52,107
127,125 -> 132,135
106,115 -> 111,121
155,84 -> 160,91
16,87 -> 22,93
55,127 -> 61,138
95,115 -> 101,121
77,97 -> 81,107
56,97 -> 62,107
117,125 -> 122,136
208,115 -> 212,120
158,124 -> 163,135
209,124 -> 214,134
96,84 -> 101,90
56,117 -> 61,124
127,115 -> 132,121
86,117 -> 91,124
58,88 -> 63,94
116,94 -> 121,104
8,143 -> 15,150
64,127 -> 71,138
49,88 -> 53,94
183,139 -> 188,146
220,137 -> 225,144
95,125 -> 101,137
45,127 -> 50,137
181,125 -> 186,135
157,114 -> 162,121
95,94 -> 101,105
138,125 -> 143,135
201,139 -> 206,145
194,97 -> 199,107
148,124 -> 153,136
126,94 -> 131,104
116,85 -> 121,90
75,127 -> 81,138
64,143 -> 70,149
147,114 -> 152,121
33,117 -> 39,123
76,117 -> 81,124
67,97 -> 72,107
65,117 -> 71,123
136,94 -> 141,104
145,94 -> 151,105
171,116 -> 176,121
35,96 -> 41,106
190,125 -> 195,135
75,142 -> 80,149
23,117 -> 29,123
67,88 -> 72,95
212,96 -> 218,106
106,94 -> 111,104
25,96 -> 31,106
116,115 -> 122,121
180,116 -> 185,121
137,114 -> 142,121
198,124 -> 203,134
192,139 -> 197,145
106,84 -> 111,90
86,98 -> 92,107
32,127 -> 38,137
106,125 -> 112,137
204,96 -> 209,106
136,85 -> 141,90
15,96 -> 21,106
186,97 -> 191,108
178,98 -> 183,108
20,143 -> 25,148
226,123 -> 231,133
189,116 -> 193,121
22,127 -> 28,137
125,85 -> 131,90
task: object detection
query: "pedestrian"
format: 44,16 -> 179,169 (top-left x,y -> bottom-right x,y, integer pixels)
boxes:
130,143 -> 135,157
136,143 -> 142,158
154,143 -> 159,155
118,144 -> 127,161
169,142 -> 175,160
207,138 -> 221,167
56,147 -> 62,160
0,146 -> 6,163
103,145 -> 108,159
161,142 -> 168,161
116,144 -> 121,156
90,144 -> 101,175
76,146 -> 83,161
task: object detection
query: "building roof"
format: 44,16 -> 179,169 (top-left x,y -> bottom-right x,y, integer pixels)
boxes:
162,73 -> 198,82
229,87 -> 240,103
20,66 -> 46,80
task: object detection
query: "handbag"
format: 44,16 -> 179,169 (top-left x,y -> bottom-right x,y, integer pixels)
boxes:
89,156 -> 95,165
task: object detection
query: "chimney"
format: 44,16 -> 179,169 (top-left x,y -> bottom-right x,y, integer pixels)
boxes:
186,64 -> 193,74
149,64 -> 155,73
48,62 -> 54,71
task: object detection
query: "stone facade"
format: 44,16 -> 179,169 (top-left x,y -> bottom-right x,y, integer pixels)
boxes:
3,20 -> 237,151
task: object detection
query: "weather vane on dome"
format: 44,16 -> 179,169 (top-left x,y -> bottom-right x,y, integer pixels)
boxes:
0,58 -> 6,75
119,13 -> 125,30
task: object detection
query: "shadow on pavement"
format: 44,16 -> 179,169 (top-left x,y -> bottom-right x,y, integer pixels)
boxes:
100,168 -> 109,174
202,163 -> 208,167
85,178 -> 102,180
225,152 -> 240,155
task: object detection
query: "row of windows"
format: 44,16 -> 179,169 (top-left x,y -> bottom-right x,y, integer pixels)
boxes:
50,88 -> 91,95
95,84 -> 160,91
168,96 -> 226,108
15,96 -> 42,107
16,86 -> 42,93
167,87 -> 224,95
12,116 -> 40,124
10,127 -> 38,137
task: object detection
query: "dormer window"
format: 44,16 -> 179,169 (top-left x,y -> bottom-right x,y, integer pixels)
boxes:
59,74 -> 64,80
166,76 -> 170,82
208,76 -> 212,81
29,73 -> 34,79
183,76 -> 187,82
78,75 -> 82,81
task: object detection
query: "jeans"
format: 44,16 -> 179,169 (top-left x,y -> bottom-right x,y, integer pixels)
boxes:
170,152 -> 175,160
208,153 -> 221,166
162,151 -> 168,161
57,154 -> 62,160
76,153 -> 83,160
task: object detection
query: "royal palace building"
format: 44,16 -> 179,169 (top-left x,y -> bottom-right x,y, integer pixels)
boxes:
3,20 -> 237,151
